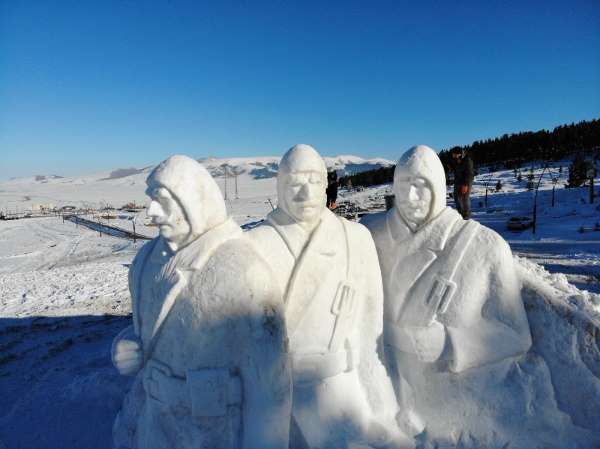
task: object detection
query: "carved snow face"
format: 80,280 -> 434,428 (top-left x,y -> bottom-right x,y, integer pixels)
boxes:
394,176 -> 433,226
145,155 -> 228,245
393,145 -> 447,229
146,187 -> 191,246
277,144 -> 327,227
282,170 -> 326,225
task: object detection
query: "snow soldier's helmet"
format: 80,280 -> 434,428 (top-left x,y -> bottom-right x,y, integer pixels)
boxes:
393,145 -> 447,225
146,154 -> 227,235
277,144 -> 327,221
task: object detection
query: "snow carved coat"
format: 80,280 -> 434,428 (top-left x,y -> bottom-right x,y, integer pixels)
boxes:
248,208 -> 407,449
114,218 -> 291,449
365,206 -> 532,373
363,206 -> 536,444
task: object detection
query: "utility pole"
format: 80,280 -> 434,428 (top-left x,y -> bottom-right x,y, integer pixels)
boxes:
223,165 -> 228,201
483,169 -> 494,208
132,214 -> 137,245
532,166 -> 549,234
235,172 -> 239,199
587,167 -> 596,204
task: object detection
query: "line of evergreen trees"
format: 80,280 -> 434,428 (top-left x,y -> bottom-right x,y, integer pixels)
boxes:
438,118 -> 600,169
340,166 -> 395,190
339,118 -> 600,189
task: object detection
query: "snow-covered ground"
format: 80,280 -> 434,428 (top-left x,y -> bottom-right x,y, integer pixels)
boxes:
468,163 -> 600,295
0,218 -> 136,449
1,157 -> 599,448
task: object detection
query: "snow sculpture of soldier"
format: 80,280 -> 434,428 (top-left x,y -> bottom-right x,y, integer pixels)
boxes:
362,145 -> 533,443
248,144 -> 412,449
111,155 -> 291,449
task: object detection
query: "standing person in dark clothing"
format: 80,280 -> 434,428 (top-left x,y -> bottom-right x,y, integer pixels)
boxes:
326,170 -> 338,209
450,147 -> 474,219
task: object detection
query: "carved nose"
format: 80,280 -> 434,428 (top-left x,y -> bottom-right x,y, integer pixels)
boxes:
408,186 -> 419,201
297,183 -> 311,200
147,200 -> 161,217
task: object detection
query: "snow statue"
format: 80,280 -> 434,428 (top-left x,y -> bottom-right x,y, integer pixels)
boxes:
111,155 -> 291,449
362,145 -> 536,445
248,145 -> 412,449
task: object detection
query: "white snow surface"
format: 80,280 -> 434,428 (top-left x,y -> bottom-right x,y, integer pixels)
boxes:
1,157 -> 599,448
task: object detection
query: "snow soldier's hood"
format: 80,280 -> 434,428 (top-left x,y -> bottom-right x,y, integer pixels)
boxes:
147,154 -> 227,235
393,145 -> 446,228
277,144 -> 327,217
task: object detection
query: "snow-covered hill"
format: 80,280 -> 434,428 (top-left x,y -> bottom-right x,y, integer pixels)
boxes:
0,155 -> 393,213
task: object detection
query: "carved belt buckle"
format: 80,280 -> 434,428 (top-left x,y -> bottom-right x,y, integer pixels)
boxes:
331,282 -> 355,316
428,275 -> 457,317
144,360 -> 174,404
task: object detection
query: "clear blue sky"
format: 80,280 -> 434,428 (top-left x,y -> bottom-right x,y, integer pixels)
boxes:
1,0 -> 599,179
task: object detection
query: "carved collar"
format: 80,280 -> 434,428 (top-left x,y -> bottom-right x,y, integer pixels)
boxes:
148,218 -> 242,272
387,206 -> 460,252
267,208 -> 336,260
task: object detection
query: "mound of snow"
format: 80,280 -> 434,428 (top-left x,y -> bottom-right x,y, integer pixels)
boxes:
517,257 -> 600,432
406,257 -> 600,449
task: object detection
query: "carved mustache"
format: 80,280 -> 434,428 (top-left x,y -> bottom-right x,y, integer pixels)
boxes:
150,217 -> 171,226
397,200 -> 428,209
293,200 -> 321,207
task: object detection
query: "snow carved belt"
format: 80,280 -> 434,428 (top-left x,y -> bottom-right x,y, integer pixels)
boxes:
291,349 -> 353,385
142,359 -> 242,417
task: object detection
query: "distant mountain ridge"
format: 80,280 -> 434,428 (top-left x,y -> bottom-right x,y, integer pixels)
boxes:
8,174 -> 64,183
5,155 -> 394,185
200,155 -> 394,180
0,154 -> 394,210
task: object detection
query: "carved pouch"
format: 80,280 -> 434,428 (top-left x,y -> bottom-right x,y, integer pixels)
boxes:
187,368 -> 241,418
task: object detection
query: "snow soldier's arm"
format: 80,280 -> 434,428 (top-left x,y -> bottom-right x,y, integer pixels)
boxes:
111,239 -> 154,376
127,240 -> 149,334
353,225 -> 408,446
237,255 -> 292,449
446,231 -> 532,372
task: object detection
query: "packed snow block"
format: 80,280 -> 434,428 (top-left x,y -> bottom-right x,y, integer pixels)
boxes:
518,258 -> 600,435
363,145 -> 596,448
248,144 -> 412,449
111,155 -> 292,449
392,351 -> 593,449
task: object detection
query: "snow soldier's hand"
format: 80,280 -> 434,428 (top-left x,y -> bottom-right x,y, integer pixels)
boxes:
364,418 -> 415,449
111,325 -> 143,376
412,321 -> 446,363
